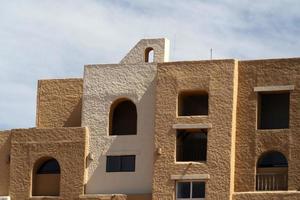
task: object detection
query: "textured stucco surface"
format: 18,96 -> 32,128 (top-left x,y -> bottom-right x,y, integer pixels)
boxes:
0,131 -> 10,196
82,38 -> 170,195
152,60 -> 238,200
9,127 -> 88,200
36,79 -> 83,128
235,58 -> 300,192
233,191 -> 300,200
78,194 -> 127,200
82,63 -> 157,194
120,38 -> 169,64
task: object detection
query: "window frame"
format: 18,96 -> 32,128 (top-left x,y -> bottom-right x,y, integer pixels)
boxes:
257,91 -> 290,130
106,155 -> 136,172
176,181 -> 205,200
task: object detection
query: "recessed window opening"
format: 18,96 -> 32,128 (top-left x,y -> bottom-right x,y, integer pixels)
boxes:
176,129 -> 207,162
106,155 -> 136,172
145,47 -> 154,63
256,151 -> 288,191
110,99 -> 137,135
258,92 -> 290,129
176,181 -> 205,199
178,91 -> 208,116
32,157 -> 60,196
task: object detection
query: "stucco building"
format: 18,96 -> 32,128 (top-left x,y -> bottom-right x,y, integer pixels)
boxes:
1,38 -> 300,200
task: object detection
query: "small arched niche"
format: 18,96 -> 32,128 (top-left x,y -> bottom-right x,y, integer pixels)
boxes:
109,98 -> 137,135
32,157 -> 61,196
145,47 -> 154,63
256,151 -> 288,191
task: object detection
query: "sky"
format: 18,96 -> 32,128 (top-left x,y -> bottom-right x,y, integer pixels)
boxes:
0,0 -> 300,130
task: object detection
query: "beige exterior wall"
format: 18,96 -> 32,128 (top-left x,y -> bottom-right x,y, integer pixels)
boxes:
152,60 -> 238,200
82,38 -> 169,195
36,79 -> 83,128
9,127 -> 88,200
233,191 -> 300,200
82,62 -> 157,194
235,58 -> 300,192
0,131 -> 10,196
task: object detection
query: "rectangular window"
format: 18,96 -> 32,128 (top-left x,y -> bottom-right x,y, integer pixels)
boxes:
258,92 -> 290,129
106,155 -> 135,172
176,129 -> 207,162
177,181 -> 205,199
178,91 -> 209,116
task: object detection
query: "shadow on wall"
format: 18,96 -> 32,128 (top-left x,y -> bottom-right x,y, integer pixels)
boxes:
86,77 -> 157,195
64,98 -> 82,127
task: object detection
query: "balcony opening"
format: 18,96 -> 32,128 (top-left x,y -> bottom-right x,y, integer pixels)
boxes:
178,91 -> 208,116
32,157 -> 60,196
176,129 -> 207,162
258,92 -> 290,129
145,47 -> 154,63
256,151 -> 288,191
109,99 -> 137,135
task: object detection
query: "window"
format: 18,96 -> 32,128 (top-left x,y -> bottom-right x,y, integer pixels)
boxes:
32,157 -> 60,196
178,91 -> 208,116
258,92 -> 290,129
145,47 -> 154,62
176,129 -> 207,162
110,99 -> 137,135
177,181 -> 205,199
106,155 -> 136,172
256,151 -> 288,191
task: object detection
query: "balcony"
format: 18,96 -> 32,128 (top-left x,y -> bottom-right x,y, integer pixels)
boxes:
256,173 -> 288,191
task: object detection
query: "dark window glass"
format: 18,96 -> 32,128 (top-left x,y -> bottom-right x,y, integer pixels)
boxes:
192,182 -> 205,198
179,92 -> 208,116
106,156 -> 121,172
259,93 -> 289,129
111,100 -> 137,135
258,151 -> 288,168
176,130 -> 207,162
177,182 -> 190,198
106,155 -> 135,172
37,159 -> 60,174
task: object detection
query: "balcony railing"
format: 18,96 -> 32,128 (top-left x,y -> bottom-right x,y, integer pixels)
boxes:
256,173 -> 288,191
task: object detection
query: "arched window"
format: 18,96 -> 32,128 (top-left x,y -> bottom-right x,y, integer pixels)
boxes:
145,47 -> 154,63
256,151 -> 288,191
32,157 -> 60,196
110,99 -> 137,135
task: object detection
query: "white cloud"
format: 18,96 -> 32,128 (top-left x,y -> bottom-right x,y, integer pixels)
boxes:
0,0 -> 300,129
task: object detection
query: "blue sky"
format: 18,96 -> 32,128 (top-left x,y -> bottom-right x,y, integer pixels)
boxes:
0,0 -> 300,130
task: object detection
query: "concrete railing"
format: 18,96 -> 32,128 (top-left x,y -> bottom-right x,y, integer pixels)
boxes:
256,173 -> 288,191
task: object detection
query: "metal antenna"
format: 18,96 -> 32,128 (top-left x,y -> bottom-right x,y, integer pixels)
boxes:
210,48 -> 213,60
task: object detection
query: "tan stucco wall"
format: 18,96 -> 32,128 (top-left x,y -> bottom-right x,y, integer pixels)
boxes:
235,58 -> 300,192
0,131 -> 10,196
36,79 -> 83,128
127,194 -> 152,200
233,191 -> 300,200
9,127 -> 88,200
152,60 -> 238,200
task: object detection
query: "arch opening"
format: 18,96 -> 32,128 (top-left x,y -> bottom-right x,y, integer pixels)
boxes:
145,47 -> 154,63
32,157 -> 60,196
110,99 -> 137,135
256,151 -> 288,191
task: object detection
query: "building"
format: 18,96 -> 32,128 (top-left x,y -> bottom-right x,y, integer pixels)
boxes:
0,38 -> 300,200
